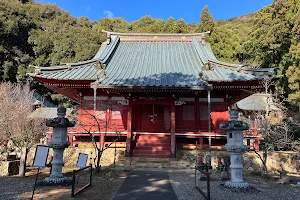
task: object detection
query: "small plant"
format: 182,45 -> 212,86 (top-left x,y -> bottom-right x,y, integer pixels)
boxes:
99,167 -> 119,180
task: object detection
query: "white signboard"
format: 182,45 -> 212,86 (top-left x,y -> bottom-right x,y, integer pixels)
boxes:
33,145 -> 49,168
76,153 -> 88,168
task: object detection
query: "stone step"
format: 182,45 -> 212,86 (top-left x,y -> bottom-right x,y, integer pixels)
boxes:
133,150 -> 171,156
130,157 -> 170,162
133,154 -> 171,158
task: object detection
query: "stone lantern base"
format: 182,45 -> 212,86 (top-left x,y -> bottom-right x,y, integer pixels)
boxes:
225,180 -> 249,189
44,176 -> 70,184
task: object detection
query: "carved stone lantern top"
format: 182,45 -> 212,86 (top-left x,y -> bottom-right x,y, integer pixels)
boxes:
46,106 -> 75,128
220,106 -> 249,131
220,121 -> 249,131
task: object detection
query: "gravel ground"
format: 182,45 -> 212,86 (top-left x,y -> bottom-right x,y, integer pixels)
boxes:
0,168 -> 126,200
169,171 -> 300,200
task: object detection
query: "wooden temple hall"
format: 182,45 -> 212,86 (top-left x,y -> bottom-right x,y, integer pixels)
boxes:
32,31 -> 275,158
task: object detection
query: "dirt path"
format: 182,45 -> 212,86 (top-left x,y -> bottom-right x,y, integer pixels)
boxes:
112,171 -> 178,200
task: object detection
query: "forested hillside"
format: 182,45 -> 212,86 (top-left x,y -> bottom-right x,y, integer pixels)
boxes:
0,0 -> 299,109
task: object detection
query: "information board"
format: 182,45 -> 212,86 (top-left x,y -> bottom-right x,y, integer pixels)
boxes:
33,145 -> 49,168
76,153 -> 88,168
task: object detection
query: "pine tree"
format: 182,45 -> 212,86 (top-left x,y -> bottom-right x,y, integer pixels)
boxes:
196,6 -> 215,33
164,17 -> 176,33
175,18 -> 188,33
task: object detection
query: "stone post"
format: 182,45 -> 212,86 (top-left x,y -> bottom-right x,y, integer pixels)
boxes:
44,106 -> 75,184
220,106 -> 249,189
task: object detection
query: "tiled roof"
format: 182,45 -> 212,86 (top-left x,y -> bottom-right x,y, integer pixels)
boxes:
237,93 -> 280,111
32,92 -> 56,107
98,39 -> 206,87
34,31 -> 275,88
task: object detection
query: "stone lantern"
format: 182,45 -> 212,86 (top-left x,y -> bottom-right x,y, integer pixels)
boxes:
44,106 -> 75,184
220,106 -> 249,189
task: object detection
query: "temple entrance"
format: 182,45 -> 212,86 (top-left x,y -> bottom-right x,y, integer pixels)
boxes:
133,104 -> 171,133
132,104 -> 172,157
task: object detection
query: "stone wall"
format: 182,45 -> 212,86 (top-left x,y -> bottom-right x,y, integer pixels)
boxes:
177,150 -> 300,174
26,146 -> 126,168
25,146 -> 300,174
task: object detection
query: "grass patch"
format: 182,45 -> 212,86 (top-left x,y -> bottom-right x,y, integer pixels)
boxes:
96,167 -> 119,180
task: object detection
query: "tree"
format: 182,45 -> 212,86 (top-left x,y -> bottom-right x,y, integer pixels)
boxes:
207,27 -> 242,62
94,18 -> 129,33
148,19 -> 165,33
243,2 -> 292,68
0,0 -> 35,82
250,78 -> 296,175
0,83 -> 47,176
196,6 -> 215,33
164,17 -> 176,33
286,65 -> 300,107
131,16 -> 155,33
175,18 -> 189,33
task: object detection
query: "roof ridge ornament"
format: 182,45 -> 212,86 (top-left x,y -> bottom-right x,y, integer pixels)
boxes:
96,61 -> 107,80
204,62 -> 212,70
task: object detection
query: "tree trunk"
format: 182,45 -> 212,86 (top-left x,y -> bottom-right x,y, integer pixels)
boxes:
254,149 -> 268,175
19,147 -> 28,177
95,150 -> 102,174
263,151 -> 268,174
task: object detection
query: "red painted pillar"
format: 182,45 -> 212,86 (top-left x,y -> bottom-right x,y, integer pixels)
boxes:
69,133 -> 73,147
254,138 -> 259,151
100,106 -> 108,150
199,137 -> 204,150
171,103 -> 176,158
126,98 -> 133,157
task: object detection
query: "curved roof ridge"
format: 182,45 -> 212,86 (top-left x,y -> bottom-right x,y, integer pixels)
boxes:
98,36 -> 120,63
208,60 -> 275,76
192,37 -> 206,64
191,37 -> 217,64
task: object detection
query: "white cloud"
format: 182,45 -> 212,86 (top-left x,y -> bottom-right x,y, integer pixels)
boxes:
103,10 -> 114,18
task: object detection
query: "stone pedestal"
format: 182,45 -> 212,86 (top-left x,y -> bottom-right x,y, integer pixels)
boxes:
44,107 -> 75,184
220,107 -> 249,189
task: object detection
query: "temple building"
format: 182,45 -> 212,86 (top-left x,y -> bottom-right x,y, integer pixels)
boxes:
32,31 -> 275,158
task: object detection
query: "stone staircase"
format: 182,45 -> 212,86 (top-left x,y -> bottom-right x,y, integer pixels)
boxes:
116,157 -> 195,169
132,134 -> 171,158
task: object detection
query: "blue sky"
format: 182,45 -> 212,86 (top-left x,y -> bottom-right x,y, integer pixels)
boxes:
36,0 -> 272,23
